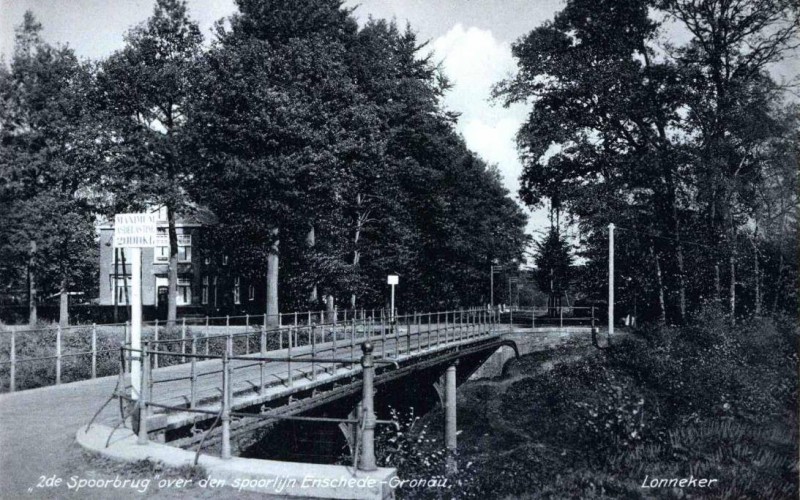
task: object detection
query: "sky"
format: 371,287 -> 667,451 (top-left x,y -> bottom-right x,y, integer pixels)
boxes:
1,0 -> 797,245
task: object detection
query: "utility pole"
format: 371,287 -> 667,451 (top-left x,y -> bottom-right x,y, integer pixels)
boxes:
608,223 -> 615,339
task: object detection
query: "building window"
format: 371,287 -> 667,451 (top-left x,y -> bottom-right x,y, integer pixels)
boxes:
204,256 -> 210,266
201,276 -> 209,305
113,277 -> 132,305
213,277 -> 218,307
233,277 -> 241,305
176,278 -> 192,306
222,255 -> 229,266
155,206 -> 168,223
154,234 -> 192,263
248,284 -> 255,301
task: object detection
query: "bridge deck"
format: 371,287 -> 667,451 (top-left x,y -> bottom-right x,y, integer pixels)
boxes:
116,318 -> 504,437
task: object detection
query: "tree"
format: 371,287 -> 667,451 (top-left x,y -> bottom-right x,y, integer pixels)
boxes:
97,0 -> 203,327
534,225 -> 573,314
186,0 -> 378,324
0,12 -> 99,325
497,0 -> 798,324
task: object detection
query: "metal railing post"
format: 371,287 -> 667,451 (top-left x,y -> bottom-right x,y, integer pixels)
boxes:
245,314 -> 250,355
220,350 -> 231,459
394,314 -> 399,357
311,324 -> 317,381
260,313 -> 267,393
56,324 -> 62,385
359,342 -> 377,471
138,342 -> 150,445
287,327 -> 293,387
91,323 -> 97,379
124,321 -> 131,373
153,319 -> 159,369
181,318 -> 187,364
9,327 -> 15,392
226,315 -> 231,355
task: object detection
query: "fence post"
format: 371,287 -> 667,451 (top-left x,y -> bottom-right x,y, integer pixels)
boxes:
245,314 -> 250,355
221,349 -> 231,459
532,306 -> 536,329
9,327 -> 15,392
190,331 -> 197,408
181,318 -> 187,364
359,342 -> 377,471
56,324 -> 62,385
137,341 -> 150,445
205,316 -> 210,356
153,319 -> 159,369
91,323 -> 97,379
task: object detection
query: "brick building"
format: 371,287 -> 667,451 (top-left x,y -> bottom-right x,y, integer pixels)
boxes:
98,207 -> 264,319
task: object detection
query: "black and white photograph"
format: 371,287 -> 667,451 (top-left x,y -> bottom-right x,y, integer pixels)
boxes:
0,0 -> 798,498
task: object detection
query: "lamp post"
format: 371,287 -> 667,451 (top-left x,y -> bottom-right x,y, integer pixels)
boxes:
387,274 -> 399,322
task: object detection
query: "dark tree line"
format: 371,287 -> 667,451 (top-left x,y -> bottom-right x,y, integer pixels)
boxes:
0,0 -> 529,325
497,0 -> 798,324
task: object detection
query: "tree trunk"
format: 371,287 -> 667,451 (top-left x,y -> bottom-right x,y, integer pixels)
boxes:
772,252 -> 784,313
28,240 -> 37,325
729,253 -> 736,325
266,228 -> 279,327
676,243 -> 687,319
167,205 -> 179,328
326,294 -> 335,323
59,277 -> 69,328
650,243 -> 666,325
307,225 -> 318,304
350,193 -> 366,310
753,243 -> 761,317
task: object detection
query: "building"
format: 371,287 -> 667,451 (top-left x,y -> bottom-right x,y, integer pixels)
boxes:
98,207 -> 264,319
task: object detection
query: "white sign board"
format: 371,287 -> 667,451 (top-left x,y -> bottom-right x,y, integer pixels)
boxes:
113,213 -> 158,248
387,275 -> 399,285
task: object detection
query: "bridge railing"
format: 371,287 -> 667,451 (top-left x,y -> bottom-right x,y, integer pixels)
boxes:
499,306 -> 599,328
0,307 -> 503,393
95,308 -> 503,469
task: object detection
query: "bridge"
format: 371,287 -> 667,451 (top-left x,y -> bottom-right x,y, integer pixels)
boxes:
1,306 -> 602,499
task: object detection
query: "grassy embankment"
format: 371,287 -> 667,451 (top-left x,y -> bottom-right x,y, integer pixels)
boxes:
380,307 -> 798,499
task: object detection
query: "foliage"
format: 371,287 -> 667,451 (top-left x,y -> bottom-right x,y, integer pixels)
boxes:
0,12 -> 100,320
185,0 -> 528,312
392,308 -> 797,498
496,0 -> 799,322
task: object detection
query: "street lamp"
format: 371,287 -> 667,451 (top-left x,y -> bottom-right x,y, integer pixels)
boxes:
387,274 -> 399,322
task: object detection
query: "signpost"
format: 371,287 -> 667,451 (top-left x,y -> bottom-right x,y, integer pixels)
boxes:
387,274 -> 399,322
114,213 -> 157,405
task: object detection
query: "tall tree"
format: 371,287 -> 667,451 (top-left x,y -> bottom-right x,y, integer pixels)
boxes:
497,0 -> 798,323
97,0 -> 203,327
0,12 -> 99,325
